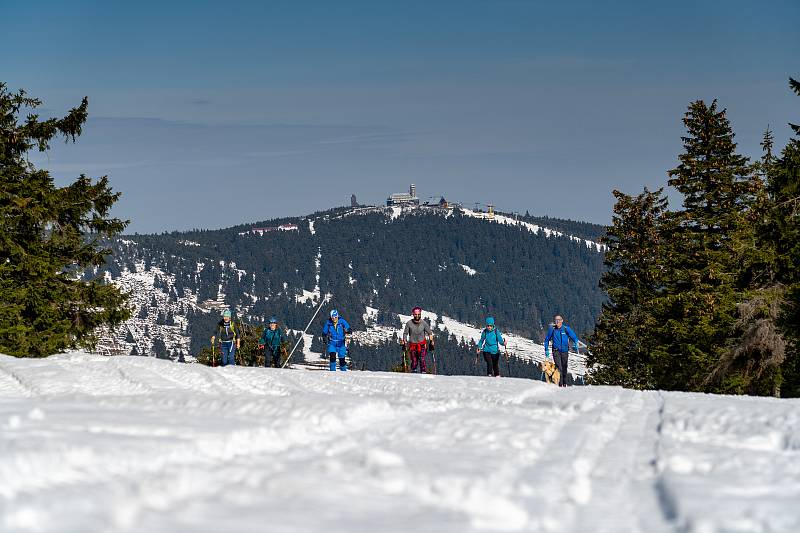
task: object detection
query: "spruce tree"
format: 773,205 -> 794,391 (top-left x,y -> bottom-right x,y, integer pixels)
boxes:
707,129 -> 787,395
650,100 -> 757,391
588,188 -> 669,388
0,83 -> 130,357
768,78 -> 800,396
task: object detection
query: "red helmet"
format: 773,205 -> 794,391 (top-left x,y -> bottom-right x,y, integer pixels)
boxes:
411,307 -> 422,315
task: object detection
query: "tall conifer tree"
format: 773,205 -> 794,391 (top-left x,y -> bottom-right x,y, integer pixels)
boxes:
648,100 -> 757,391
0,83 -> 130,357
768,78 -> 800,396
708,129 -> 786,395
588,188 -> 669,388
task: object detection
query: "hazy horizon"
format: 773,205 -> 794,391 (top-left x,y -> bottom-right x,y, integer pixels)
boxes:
4,0 -> 798,233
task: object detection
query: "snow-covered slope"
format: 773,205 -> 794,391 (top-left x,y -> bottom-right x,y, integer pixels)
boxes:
1,353 -> 798,532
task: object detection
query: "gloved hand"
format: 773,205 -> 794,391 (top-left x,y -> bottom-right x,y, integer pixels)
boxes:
258,344 -> 265,350
544,350 -> 551,359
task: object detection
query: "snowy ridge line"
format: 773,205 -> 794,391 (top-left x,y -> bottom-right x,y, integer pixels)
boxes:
332,204 -> 605,253
459,208 -> 606,253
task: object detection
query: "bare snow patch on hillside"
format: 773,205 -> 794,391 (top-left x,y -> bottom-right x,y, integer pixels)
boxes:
295,290 -> 320,305
460,264 -> 477,276
296,249 -> 323,304
363,306 -> 379,324
99,266 -> 194,357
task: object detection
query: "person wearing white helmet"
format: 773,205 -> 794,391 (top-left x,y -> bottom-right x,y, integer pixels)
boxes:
322,309 -> 352,371
211,309 -> 239,366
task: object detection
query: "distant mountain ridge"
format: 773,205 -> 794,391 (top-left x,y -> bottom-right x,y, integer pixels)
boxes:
95,204 -> 607,365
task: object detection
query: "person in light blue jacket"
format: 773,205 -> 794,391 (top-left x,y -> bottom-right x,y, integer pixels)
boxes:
476,317 -> 507,377
544,314 -> 580,387
322,309 -> 352,371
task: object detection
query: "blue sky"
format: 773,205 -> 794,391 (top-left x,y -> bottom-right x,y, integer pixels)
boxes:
3,0 -> 799,233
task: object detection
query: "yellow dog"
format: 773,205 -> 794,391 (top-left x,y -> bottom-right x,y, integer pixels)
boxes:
541,359 -> 560,385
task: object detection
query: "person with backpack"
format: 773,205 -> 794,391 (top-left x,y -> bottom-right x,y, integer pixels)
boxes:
322,309 -> 352,371
402,307 -> 435,373
476,317 -> 506,377
211,309 -> 239,366
544,314 -> 581,387
258,316 -> 286,368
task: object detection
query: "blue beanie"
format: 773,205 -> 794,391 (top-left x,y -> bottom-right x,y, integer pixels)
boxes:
486,317 -> 495,326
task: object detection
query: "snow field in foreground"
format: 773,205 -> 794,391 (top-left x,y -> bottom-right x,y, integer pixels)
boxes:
1,352 -> 799,533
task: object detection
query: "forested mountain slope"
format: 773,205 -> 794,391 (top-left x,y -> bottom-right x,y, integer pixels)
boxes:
95,204 -> 606,364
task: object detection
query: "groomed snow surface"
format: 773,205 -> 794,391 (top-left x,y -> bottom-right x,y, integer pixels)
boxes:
1,353 -> 799,533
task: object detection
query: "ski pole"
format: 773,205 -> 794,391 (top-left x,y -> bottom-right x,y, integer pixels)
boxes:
505,348 -> 511,377
346,344 -> 354,371
211,343 -> 216,367
281,294 -> 329,369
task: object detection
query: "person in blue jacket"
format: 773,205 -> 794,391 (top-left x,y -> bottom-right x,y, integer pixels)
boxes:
476,317 -> 507,377
322,309 -> 352,371
544,315 -> 580,387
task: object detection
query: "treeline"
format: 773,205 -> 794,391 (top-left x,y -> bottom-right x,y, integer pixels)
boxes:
588,79 -> 800,397
516,213 -> 606,242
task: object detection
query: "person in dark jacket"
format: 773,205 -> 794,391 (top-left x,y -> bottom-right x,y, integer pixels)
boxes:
322,309 -> 351,371
476,317 -> 506,377
211,309 -> 239,366
543,315 -> 580,386
258,316 -> 286,368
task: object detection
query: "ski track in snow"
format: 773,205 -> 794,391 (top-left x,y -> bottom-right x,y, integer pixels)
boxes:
1,353 -> 799,533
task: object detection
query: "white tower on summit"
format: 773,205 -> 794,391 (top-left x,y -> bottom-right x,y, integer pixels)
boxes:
410,184 -> 416,198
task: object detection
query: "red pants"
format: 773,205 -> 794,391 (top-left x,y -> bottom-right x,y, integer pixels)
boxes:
408,341 -> 427,373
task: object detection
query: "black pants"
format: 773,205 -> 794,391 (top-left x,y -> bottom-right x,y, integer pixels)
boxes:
329,352 -> 347,369
265,347 -> 281,368
554,350 -> 569,386
483,352 -> 500,377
